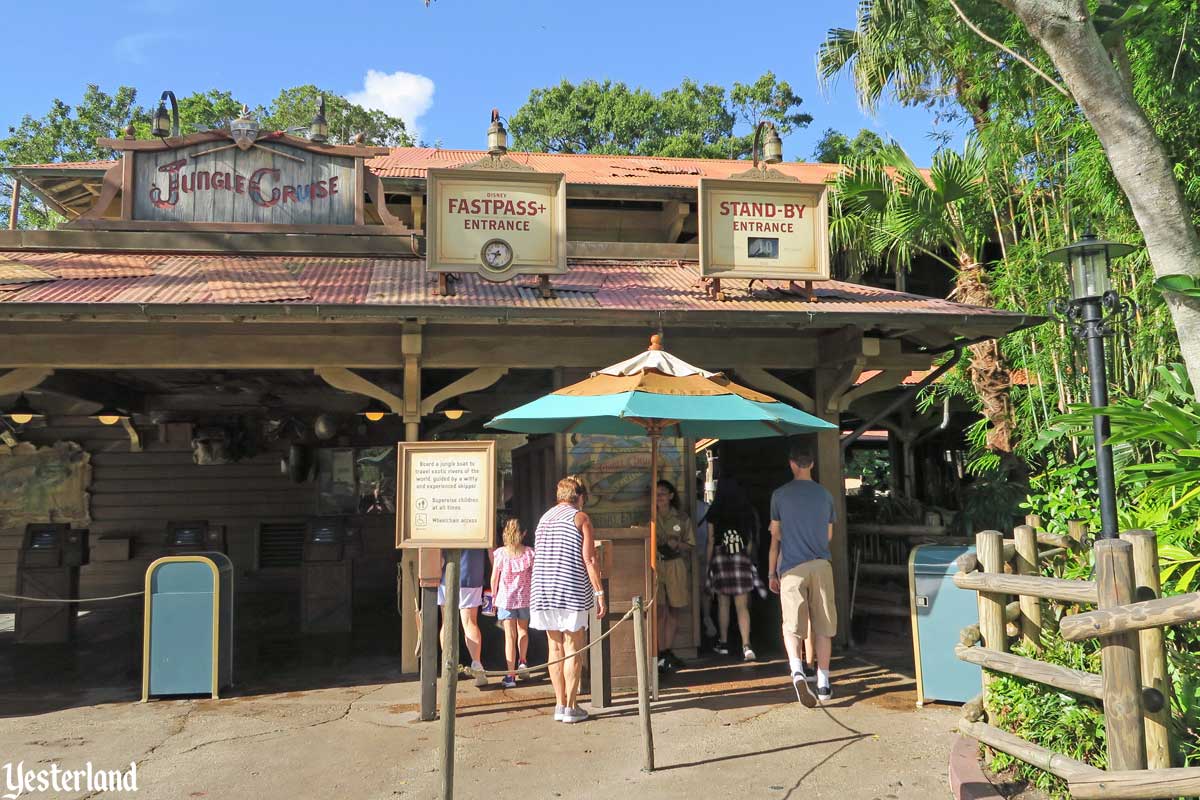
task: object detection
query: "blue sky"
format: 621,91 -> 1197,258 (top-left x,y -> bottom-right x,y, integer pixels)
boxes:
2,0 -> 959,165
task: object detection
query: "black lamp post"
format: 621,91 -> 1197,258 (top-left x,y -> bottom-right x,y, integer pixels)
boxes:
1047,232 -> 1137,540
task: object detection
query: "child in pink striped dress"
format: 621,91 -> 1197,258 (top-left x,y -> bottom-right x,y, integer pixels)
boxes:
491,518 -> 535,689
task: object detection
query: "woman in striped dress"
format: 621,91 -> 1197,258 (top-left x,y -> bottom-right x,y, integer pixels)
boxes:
530,475 -> 606,724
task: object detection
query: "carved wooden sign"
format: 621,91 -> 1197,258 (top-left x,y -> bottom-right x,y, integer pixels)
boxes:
426,165 -> 568,282
699,175 -> 831,282
133,141 -> 356,225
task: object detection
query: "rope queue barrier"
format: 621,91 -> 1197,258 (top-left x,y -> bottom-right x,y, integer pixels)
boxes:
473,592 -> 656,679
0,591 -> 145,603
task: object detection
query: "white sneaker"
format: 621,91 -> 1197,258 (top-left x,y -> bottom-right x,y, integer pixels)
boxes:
743,645 -> 757,662
562,705 -> 590,724
471,661 -> 487,688
554,705 -> 566,721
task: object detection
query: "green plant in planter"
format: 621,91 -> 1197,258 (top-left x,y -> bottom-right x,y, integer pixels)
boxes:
986,637 -> 1107,798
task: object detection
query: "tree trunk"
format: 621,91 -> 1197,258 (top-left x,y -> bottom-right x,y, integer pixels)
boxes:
998,0 -> 1200,393
955,261 -> 1016,454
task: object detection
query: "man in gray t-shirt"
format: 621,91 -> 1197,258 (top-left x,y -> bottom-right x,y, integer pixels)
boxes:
769,442 -> 837,705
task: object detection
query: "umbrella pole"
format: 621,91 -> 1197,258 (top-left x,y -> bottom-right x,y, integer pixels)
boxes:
649,426 -> 660,700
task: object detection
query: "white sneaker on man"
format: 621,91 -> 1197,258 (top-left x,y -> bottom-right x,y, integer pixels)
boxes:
554,705 -> 567,721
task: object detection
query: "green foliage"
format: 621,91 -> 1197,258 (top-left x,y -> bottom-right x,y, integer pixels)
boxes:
0,84 -> 139,228
987,637 -> 1107,798
509,73 -> 811,159
261,85 -> 412,146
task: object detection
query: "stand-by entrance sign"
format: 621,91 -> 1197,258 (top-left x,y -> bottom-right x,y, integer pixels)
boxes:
698,176 -> 830,282
395,440 -> 496,549
426,167 -> 568,282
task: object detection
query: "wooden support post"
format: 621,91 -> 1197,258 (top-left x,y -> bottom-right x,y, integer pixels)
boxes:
439,550 -> 462,800
8,178 -> 21,230
1120,530 -> 1174,770
420,584 -> 439,722
632,595 -> 655,773
1024,514 -> 1043,531
1068,520 -> 1088,547
814,367 -> 850,647
1094,538 -> 1148,772
977,530 -> 1007,720
1014,525 -> 1043,650
588,541 -> 612,711
401,328 -> 422,676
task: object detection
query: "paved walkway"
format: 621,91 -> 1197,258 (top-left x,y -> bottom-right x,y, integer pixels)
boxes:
0,644 -> 960,800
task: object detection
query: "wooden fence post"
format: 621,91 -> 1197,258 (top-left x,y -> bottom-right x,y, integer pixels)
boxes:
977,530 -> 1008,720
1120,530 -> 1175,770
1094,538 -> 1148,772
1024,514 -> 1043,531
1013,525 -> 1043,650
1068,520 -> 1088,547
632,595 -> 655,773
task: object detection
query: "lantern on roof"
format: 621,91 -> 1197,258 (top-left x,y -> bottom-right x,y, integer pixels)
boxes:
309,96 -> 330,144
487,109 -> 508,156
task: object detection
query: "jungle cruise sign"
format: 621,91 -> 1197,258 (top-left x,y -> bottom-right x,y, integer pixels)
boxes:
699,174 -> 831,282
426,165 -> 568,282
133,139 -> 356,225
86,109 -> 396,230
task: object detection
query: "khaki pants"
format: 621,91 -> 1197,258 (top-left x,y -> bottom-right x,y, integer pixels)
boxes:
780,559 -> 837,639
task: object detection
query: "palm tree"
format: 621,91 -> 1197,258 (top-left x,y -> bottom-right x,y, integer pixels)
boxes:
832,139 -> 1016,456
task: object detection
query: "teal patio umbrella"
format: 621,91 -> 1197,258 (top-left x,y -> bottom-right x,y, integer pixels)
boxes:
486,335 -> 836,568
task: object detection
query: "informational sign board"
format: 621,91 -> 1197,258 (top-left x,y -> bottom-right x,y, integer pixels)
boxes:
133,142 -> 357,225
698,177 -> 831,281
426,167 -> 568,282
396,440 -> 496,549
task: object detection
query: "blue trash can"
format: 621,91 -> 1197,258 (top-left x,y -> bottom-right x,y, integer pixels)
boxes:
908,544 -> 982,706
142,554 -> 234,700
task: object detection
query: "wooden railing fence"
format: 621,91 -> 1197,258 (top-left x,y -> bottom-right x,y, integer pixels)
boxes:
954,519 -> 1200,799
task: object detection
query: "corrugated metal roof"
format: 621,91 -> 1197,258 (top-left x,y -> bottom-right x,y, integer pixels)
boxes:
365,148 -> 842,187
0,251 -> 1021,327
10,148 -> 843,189
0,257 -> 56,285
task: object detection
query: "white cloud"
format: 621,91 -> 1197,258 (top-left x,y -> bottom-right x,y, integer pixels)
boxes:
347,70 -> 435,139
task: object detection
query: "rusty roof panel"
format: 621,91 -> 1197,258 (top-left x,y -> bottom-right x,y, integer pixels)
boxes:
365,148 -> 842,188
30,252 -> 164,280
0,276 -> 147,303
292,258 -> 374,305
108,256 -> 213,304
0,257 -> 56,285
203,256 -> 310,304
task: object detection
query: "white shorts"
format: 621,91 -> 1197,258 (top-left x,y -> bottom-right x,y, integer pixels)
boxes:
530,608 -> 590,632
437,586 -> 484,609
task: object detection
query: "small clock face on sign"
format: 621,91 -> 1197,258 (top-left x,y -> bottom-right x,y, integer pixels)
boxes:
480,239 -> 514,272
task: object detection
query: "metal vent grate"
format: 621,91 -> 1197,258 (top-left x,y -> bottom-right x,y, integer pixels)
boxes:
258,523 -> 305,568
